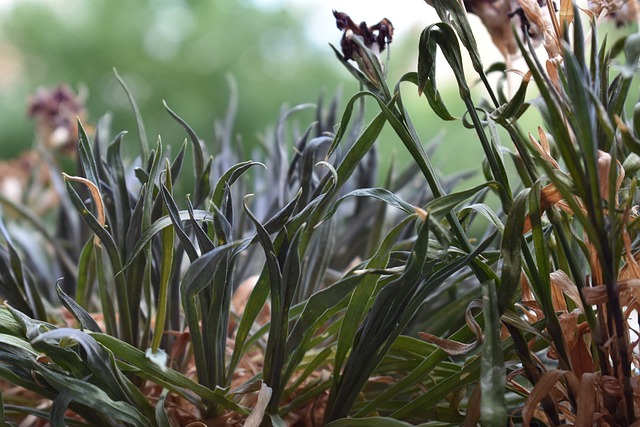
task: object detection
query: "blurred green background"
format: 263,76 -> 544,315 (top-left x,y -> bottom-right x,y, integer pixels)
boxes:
0,1 -> 338,156
0,0 -> 518,179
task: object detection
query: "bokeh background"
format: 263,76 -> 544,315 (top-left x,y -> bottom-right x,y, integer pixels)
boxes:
0,0 -> 530,178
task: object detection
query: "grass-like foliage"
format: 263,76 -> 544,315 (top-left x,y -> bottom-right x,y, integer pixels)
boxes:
0,2 -> 639,426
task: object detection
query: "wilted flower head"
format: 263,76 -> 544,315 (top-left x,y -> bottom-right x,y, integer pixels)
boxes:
333,10 -> 394,86
512,0 -> 561,59
589,0 -> 640,27
461,0 -> 522,58
333,11 -> 393,61
27,84 -> 86,152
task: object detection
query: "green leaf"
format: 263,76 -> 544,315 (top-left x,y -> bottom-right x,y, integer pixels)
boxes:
50,392 -> 73,427
160,185 -> 198,262
152,162 -> 176,354
155,389 -> 173,427
114,68 -> 149,159
56,283 -> 102,333
0,306 -> 23,336
0,218 -> 40,317
2,403 -> 90,426
325,219 -> 434,421
34,366 -> 150,427
480,280 -> 507,426
321,188 -> 415,223
332,101 -> 388,188
0,389 -> 9,427
330,44 -> 383,96
418,23 -> 470,99
404,72 -> 457,121
331,215 -> 415,396
123,209 -> 214,270
90,332 -> 248,415
32,328 -> 148,412
491,74 -> 531,125
498,189 -> 528,311
0,193 -> 76,282
212,161 -> 266,208
193,156 -> 213,209
0,333 -> 39,357
458,203 -> 505,234
425,181 -> 499,219
105,130 -> 132,252
619,32 -> 640,78
186,197 -> 215,253
76,119 -> 100,188
180,239 -> 248,388
425,0 -> 484,75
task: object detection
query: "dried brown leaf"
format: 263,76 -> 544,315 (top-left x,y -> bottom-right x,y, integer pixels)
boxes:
414,205 -> 427,222
528,129 -> 556,166
567,320 -> 595,378
550,276 -> 569,313
559,0 -> 574,29
546,59 -> 562,89
368,376 -> 396,384
418,300 -> 483,355
63,173 -> 105,247
550,269 -> 584,313
522,369 -> 566,426
417,331 -> 477,356
244,383 -> 272,427
462,383 -> 481,427
515,0 -> 561,58
600,375 -> 621,397
582,286 -> 608,305
587,240 -> 603,286
523,183 -> 574,233
575,372 -> 598,426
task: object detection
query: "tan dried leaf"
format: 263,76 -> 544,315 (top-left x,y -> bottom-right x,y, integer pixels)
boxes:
582,286 -> 608,305
523,183 -> 574,233
244,382 -> 272,427
550,269 -> 585,314
559,0 -> 575,29
414,205 -> 427,222
418,299 -> 483,355
586,239 -> 603,286
417,331 -> 478,355
529,127 -> 560,169
596,150 -> 624,206
522,369 -> 567,426
564,317 -> 594,378
550,274 -> 569,313
62,173 -> 105,247
546,59 -> 562,90
515,0 -> 561,58
575,372 -> 598,425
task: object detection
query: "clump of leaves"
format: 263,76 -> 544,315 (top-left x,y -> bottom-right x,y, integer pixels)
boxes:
2,2 -> 639,426
334,0 -> 640,425
327,2 -> 640,426
0,54 -> 472,425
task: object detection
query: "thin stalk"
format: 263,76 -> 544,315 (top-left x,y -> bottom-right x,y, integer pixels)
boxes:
151,162 -> 174,353
95,246 -> 117,337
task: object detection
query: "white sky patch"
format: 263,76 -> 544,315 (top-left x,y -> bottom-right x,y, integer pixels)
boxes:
249,0 -> 440,46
